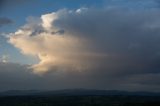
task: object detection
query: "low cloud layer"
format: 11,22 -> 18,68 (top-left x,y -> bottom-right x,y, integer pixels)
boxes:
1,61 -> 160,92
6,3 -> 160,91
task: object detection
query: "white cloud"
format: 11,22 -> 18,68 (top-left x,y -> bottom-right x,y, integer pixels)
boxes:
0,55 -> 9,63
9,9 -> 107,74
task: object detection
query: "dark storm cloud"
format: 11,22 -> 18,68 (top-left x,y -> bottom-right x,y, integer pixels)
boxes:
4,0 -> 160,92
0,62 -> 69,91
0,17 -> 13,27
54,8 -> 160,75
1,62 -> 160,92
50,7 -> 160,91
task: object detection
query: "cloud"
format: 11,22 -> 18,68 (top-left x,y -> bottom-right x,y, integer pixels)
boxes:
0,62 -> 44,91
0,17 -> 13,27
9,9 -> 108,74
9,7 -> 160,75
6,3 -> 160,91
0,55 -> 9,63
1,62 -> 160,92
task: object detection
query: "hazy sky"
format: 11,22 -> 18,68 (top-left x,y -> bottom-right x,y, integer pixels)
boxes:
1,0 -> 160,92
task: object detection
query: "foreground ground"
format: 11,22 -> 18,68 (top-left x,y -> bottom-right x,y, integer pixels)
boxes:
0,95 -> 160,106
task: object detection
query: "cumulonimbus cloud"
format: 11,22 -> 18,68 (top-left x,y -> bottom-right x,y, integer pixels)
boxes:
8,6 -> 160,77
9,9 -> 108,74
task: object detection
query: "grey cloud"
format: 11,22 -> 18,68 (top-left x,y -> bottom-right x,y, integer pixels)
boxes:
0,62 -> 73,91
1,62 -> 160,92
7,5 -> 160,91
0,17 -> 13,27
54,8 -> 160,74
49,8 -> 160,91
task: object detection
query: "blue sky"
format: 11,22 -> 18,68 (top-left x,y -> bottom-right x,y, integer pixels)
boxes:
1,0 -> 104,30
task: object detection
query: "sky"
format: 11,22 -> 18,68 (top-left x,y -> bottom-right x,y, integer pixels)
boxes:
1,0 -> 160,92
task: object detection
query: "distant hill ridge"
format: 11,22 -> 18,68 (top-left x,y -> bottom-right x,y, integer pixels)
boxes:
0,89 -> 160,96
